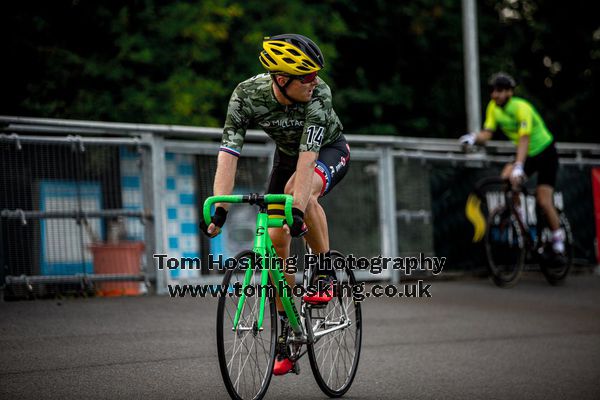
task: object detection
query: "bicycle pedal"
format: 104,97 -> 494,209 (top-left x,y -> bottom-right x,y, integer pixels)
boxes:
292,361 -> 300,375
306,302 -> 327,309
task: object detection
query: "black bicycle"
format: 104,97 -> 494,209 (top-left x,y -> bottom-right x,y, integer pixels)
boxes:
466,177 -> 573,287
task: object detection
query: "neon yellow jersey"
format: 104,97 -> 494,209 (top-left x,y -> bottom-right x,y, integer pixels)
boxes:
483,97 -> 554,156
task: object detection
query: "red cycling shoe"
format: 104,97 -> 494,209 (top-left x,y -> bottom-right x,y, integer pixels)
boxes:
303,275 -> 335,305
273,356 -> 295,376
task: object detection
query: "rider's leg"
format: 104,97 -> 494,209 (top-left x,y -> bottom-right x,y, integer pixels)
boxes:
536,184 -> 564,253
269,226 -> 291,313
527,142 -> 562,253
269,225 -> 296,374
537,185 -> 560,230
270,222 -> 296,375
269,171 -> 326,312
284,172 -> 334,304
304,198 -> 329,253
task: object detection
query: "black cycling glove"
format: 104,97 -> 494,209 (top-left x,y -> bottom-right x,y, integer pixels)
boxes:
289,207 -> 309,237
200,206 -> 228,238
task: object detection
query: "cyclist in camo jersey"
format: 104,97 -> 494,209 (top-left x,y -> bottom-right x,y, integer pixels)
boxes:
201,34 -> 350,375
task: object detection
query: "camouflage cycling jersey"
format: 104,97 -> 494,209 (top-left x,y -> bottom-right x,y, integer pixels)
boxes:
220,73 -> 343,157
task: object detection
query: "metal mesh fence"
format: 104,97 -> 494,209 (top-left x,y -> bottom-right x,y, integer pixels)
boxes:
394,159 -> 434,257
0,140 -> 147,298
321,159 -> 381,258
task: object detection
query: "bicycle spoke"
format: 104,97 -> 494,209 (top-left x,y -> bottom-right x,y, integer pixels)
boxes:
326,333 -> 343,385
230,330 -> 249,377
233,338 -> 256,389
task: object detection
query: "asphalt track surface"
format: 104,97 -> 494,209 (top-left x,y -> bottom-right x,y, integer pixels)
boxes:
1,274 -> 599,400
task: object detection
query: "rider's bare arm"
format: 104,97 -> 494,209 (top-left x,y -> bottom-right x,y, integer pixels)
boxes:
214,151 -> 238,210
475,129 -> 493,144
292,151 -> 318,211
205,152 -> 238,235
515,135 -> 529,165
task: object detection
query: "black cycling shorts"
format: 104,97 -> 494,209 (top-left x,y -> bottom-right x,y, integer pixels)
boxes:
266,135 -> 350,198
524,141 -> 558,187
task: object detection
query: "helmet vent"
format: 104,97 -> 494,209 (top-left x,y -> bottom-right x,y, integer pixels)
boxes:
262,52 -> 276,65
282,57 -> 295,64
287,49 -> 301,56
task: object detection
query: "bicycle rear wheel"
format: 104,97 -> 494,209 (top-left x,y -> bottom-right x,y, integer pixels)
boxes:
485,206 -> 526,287
306,250 -> 362,397
217,251 -> 276,400
539,213 -> 573,286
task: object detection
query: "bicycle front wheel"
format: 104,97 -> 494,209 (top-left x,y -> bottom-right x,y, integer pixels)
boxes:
306,250 -> 362,397
485,206 -> 526,287
216,250 -> 276,400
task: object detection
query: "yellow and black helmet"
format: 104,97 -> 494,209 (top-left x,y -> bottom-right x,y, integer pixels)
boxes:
259,33 -> 324,75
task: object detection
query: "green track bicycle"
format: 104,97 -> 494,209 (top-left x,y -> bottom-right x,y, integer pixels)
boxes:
203,194 -> 362,400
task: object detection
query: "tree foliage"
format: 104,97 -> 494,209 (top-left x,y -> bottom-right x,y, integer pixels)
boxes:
3,0 -> 598,142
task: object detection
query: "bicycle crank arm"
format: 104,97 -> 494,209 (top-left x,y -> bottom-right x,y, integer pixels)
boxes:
312,320 -> 351,339
323,318 -> 349,327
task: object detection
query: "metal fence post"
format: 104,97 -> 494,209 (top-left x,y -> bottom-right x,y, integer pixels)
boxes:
462,0 -> 482,133
378,146 -> 399,283
142,133 -> 168,294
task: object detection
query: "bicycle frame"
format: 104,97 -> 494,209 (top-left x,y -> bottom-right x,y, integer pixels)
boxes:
471,177 -> 561,251
203,194 -> 304,335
